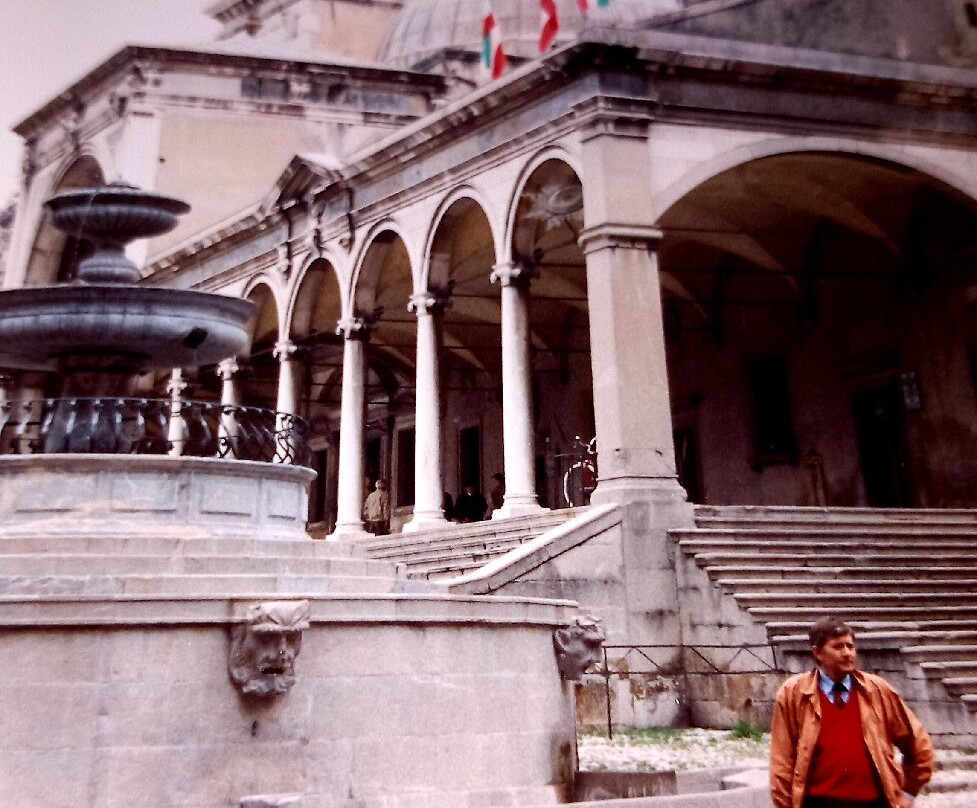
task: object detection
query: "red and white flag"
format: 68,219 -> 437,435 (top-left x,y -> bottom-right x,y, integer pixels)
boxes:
539,0 -> 560,52
482,1 -> 508,78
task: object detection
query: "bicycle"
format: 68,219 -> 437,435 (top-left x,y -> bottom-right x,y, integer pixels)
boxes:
560,435 -> 598,507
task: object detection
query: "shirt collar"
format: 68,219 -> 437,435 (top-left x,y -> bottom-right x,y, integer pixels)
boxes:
818,668 -> 852,698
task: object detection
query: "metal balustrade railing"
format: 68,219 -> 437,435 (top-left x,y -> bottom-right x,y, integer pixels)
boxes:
0,397 -> 312,467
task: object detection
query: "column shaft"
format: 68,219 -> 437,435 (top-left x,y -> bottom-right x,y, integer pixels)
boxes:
404,298 -> 448,531
492,263 -> 544,518
330,326 -> 369,539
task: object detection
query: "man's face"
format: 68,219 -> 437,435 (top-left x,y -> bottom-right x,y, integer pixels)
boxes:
813,633 -> 857,681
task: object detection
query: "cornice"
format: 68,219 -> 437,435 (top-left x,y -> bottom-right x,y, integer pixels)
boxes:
15,44 -> 446,138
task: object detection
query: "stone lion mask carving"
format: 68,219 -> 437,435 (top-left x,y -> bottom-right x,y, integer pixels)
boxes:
553,615 -> 606,681
229,600 -> 310,697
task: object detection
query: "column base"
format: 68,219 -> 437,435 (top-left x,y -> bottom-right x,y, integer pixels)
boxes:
328,522 -> 373,541
492,494 -> 547,520
403,509 -> 450,533
590,475 -> 690,509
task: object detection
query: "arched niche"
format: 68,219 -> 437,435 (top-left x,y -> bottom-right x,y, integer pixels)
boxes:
24,156 -> 105,286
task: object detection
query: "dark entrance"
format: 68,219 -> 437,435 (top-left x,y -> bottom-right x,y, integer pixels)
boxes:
459,425 -> 482,489
851,382 -> 911,507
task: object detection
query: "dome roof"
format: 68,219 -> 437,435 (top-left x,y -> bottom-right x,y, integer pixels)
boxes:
380,0 -> 683,69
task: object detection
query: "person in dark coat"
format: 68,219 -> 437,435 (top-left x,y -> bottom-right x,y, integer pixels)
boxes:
454,482 -> 487,523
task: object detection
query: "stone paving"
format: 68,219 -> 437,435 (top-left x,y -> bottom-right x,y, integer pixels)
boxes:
577,729 -> 977,806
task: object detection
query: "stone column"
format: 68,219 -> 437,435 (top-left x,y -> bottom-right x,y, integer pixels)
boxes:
216,357 -> 240,457
329,317 -> 373,540
273,340 -> 299,464
490,262 -> 545,518
166,368 -> 187,457
403,291 -> 449,532
577,225 -> 685,503
273,340 -> 299,416
573,111 -> 694,650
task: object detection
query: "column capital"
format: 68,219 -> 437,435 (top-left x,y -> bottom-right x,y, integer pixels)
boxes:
273,339 -> 299,361
335,314 -> 379,341
217,357 -> 240,379
408,288 -> 452,316
490,261 -> 539,288
577,223 -> 663,256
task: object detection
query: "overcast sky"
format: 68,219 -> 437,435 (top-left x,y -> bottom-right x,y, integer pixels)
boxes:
0,0 -> 220,202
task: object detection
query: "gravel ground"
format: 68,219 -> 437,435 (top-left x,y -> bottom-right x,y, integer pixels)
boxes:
577,729 -> 977,807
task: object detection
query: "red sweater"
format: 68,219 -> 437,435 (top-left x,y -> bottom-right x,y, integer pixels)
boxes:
807,688 -> 882,802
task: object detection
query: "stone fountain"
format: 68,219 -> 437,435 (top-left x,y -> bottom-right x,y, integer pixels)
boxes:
0,185 -> 580,808
0,184 -> 253,395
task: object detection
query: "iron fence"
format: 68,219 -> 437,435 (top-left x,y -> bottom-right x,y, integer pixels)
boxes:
0,397 -> 312,466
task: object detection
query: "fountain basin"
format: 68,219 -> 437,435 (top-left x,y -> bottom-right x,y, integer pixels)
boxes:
0,285 -> 255,372
45,185 -> 190,244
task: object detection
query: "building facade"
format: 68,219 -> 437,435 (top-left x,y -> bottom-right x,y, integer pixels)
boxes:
6,0 -> 977,731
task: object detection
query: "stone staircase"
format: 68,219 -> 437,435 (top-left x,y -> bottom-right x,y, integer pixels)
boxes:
0,533 -> 431,599
359,509 -> 580,579
673,505 -> 977,739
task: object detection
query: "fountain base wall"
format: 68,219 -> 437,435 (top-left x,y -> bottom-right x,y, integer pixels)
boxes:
0,455 -> 316,542
0,594 -> 577,808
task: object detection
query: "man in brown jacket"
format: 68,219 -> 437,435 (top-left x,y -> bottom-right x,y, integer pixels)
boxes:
770,616 -> 934,808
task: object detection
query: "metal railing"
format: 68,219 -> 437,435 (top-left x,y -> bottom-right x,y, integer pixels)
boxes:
0,397 -> 312,466
592,643 -> 785,738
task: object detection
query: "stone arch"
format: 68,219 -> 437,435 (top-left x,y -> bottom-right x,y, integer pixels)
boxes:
236,279 -> 282,409
506,147 -> 582,263
427,193 -> 499,373
423,186 -> 498,290
650,136 -> 977,223
507,154 -> 595,508
352,221 -> 413,316
23,155 -> 105,286
655,148 -> 977,509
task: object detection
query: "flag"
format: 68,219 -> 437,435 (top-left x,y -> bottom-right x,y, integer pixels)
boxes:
577,0 -> 609,11
539,0 -> 559,52
482,3 -> 508,78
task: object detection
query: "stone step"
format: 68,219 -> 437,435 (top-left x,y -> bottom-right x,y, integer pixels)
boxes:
718,578 -> 977,594
935,750 -> 977,772
702,564 -> 977,579
918,659 -> 977,678
676,534 -> 977,552
737,591 -> 977,608
360,511 -> 574,554
0,572 -> 417,598
905,644 -> 977,663
407,558 -> 490,579
366,536 -> 529,563
0,534 -> 352,558
0,553 -> 393,578
940,676 -> 977,697
691,552 -> 977,569
927,767 -> 977,792
766,623 -> 977,644
749,606 -> 977,624
693,505 -> 977,528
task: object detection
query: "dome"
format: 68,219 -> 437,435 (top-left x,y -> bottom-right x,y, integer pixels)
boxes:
380,0 -> 684,69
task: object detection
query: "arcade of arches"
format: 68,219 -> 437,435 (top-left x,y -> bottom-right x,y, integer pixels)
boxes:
26,151 -> 977,534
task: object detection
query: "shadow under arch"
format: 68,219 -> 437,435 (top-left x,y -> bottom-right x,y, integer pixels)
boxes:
654,149 -> 977,508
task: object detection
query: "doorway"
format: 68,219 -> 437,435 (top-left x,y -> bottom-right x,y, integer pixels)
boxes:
851,381 -> 911,507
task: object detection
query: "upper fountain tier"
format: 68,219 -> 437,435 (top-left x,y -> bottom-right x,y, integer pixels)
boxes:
0,184 -> 254,391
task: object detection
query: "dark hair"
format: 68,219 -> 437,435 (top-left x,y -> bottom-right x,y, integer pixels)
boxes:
809,616 -> 854,649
